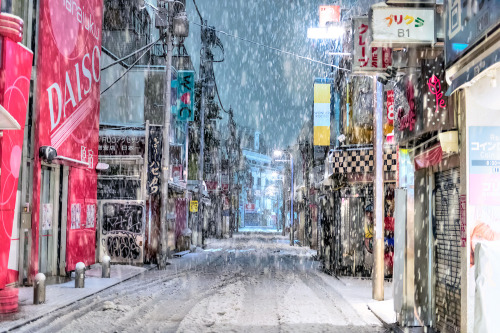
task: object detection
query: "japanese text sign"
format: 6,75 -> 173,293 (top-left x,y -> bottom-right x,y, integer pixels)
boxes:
147,125 -> 163,195
371,5 -> 435,44
177,71 -> 195,121
469,126 -> 500,206
353,17 -> 391,73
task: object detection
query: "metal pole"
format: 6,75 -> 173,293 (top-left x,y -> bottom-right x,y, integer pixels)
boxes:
33,273 -> 46,304
75,262 -> 85,288
282,177 -> 286,236
102,255 -> 111,278
159,1 -> 173,269
372,76 -> 385,301
198,20 -> 206,247
290,154 -> 294,246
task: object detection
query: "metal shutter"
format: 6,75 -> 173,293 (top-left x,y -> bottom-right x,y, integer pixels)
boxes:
434,168 -> 461,333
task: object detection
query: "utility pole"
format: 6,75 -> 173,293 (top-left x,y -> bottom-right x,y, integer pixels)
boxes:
157,0 -> 188,268
198,20 -> 207,247
228,107 -> 235,237
158,1 -> 173,269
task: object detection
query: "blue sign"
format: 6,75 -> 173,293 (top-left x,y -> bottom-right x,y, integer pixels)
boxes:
445,0 -> 500,67
469,126 -> 500,175
176,71 -> 195,121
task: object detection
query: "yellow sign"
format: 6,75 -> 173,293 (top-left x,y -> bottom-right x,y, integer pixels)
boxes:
313,83 -> 331,146
189,201 -> 198,212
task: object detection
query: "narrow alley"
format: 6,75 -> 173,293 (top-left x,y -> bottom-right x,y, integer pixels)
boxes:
6,233 -> 386,333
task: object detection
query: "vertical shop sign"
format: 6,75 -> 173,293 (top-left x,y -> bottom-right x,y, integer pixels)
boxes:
176,71 -> 195,121
387,90 -> 395,125
353,17 -> 391,73
314,82 -> 331,146
460,195 -> 466,247
147,125 -> 163,195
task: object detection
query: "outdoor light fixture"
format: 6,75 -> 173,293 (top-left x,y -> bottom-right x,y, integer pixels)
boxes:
307,26 -> 344,40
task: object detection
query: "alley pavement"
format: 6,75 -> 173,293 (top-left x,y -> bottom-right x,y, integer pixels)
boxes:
7,233 -> 385,333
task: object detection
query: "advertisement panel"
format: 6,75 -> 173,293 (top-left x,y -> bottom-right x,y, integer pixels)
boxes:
371,4 -> 435,45
0,39 -> 33,288
313,82 -> 331,146
31,0 -> 103,278
176,70 -> 195,121
352,17 -> 391,73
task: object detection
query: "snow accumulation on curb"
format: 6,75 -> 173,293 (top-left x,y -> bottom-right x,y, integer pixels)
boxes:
0,264 -> 154,332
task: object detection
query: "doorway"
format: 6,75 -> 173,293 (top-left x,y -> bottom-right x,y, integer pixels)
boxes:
38,165 -> 61,277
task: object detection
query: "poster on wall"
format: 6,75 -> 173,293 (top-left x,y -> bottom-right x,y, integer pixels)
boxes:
86,204 -> 96,228
71,203 -> 81,229
468,126 -> 500,265
42,204 -> 53,231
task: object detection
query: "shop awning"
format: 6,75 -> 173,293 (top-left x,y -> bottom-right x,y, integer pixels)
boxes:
414,144 -> 442,171
446,38 -> 500,96
0,104 -> 20,130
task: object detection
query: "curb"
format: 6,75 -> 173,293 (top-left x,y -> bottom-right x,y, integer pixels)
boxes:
1,265 -> 156,332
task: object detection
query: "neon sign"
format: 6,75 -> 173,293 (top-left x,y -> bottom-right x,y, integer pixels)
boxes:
427,74 -> 446,113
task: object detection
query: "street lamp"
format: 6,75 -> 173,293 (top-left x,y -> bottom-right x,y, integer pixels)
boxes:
273,149 -> 294,246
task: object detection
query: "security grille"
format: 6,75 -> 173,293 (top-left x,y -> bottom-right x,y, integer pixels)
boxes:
434,168 -> 461,333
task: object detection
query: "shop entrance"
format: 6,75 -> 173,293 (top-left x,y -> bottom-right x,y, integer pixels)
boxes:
38,165 -> 63,277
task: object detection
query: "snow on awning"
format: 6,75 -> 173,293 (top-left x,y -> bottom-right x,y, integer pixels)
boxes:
0,104 -> 21,130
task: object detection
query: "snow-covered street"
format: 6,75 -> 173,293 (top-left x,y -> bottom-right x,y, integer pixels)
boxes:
10,233 -> 385,333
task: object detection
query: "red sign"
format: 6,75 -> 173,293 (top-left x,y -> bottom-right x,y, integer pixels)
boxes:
245,203 -> 255,212
387,90 -> 395,125
319,6 -> 340,27
30,0 -> 103,280
0,38 -> 33,288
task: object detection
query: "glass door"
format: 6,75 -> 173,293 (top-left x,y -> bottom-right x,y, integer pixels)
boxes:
39,165 -> 56,275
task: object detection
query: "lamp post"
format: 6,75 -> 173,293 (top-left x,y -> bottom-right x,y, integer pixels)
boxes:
274,150 -> 294,246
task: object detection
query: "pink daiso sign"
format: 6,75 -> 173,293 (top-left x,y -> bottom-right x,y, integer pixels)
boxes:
35,0 -> 102,167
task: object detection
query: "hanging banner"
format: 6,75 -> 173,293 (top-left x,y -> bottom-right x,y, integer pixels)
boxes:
352,17 -> 392,73
147,125 -> 163,195
177,70 -> 195,121
313,80 -> 331,146
371,4 -> 435,45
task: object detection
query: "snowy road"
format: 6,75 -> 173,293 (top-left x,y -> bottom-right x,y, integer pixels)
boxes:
15,234 -> 385,333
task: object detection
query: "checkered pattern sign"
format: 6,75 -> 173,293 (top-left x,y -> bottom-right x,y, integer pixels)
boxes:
328,148 -> 397,174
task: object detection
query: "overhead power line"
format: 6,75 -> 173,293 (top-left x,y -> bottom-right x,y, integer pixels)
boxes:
101,37 -> 160,95
191,22 -> 350,72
